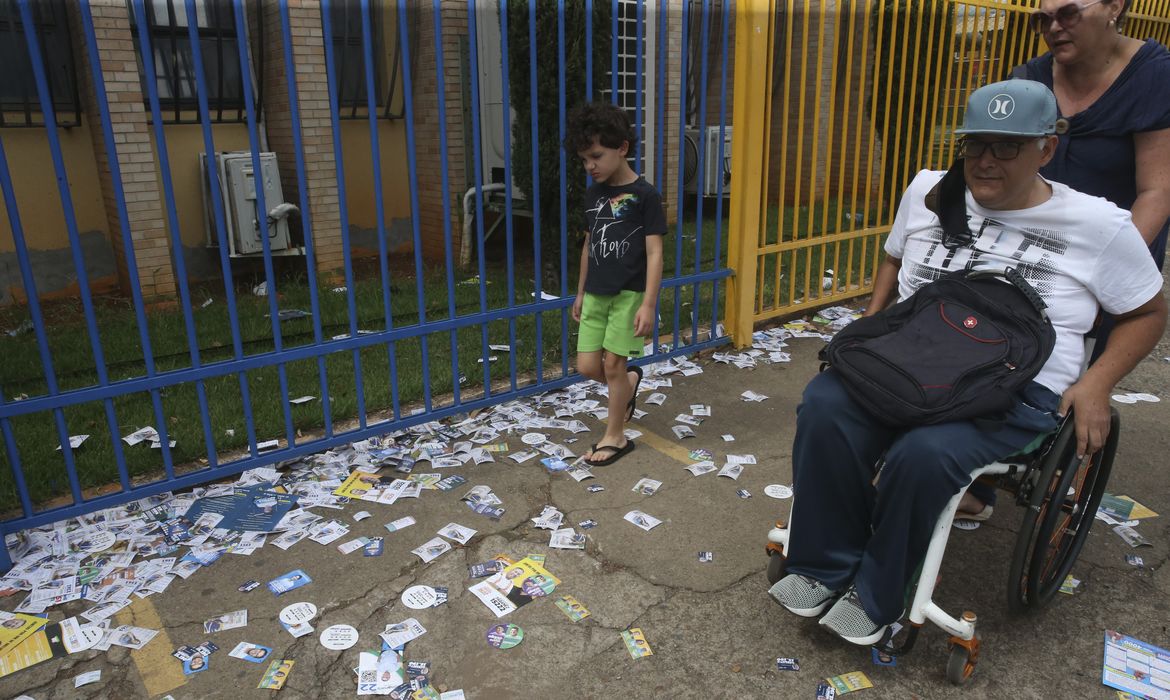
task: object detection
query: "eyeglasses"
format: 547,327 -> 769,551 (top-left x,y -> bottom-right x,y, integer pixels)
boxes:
1029,0 -> 1104,34
959,139 -> 1034,160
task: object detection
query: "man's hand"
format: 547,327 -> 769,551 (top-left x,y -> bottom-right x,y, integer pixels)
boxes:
571,296 -> 583,323
1059,377 -> 1112,458
633,303 -> 655,338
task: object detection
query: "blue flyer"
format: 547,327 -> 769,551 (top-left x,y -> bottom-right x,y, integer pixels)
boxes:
267,569 -> 312,595
1102,630 -> 1170,698
184,485 -> 298,533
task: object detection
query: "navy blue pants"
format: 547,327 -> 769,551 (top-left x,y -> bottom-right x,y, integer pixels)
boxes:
785,371 -> 1060,625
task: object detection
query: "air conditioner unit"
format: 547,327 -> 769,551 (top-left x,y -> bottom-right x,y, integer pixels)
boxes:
200,152 -> 299,257
683,125 -> 732,197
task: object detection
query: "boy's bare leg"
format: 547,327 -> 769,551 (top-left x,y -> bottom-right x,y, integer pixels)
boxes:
576,350 -> 604,384
597,352 -> 632,448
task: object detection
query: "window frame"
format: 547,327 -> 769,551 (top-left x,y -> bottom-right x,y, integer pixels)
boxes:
0,0 -> 82,129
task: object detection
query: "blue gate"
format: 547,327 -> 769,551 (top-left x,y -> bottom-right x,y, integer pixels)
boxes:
0,0 -> 733,570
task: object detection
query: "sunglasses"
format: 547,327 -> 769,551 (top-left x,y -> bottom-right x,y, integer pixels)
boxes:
959,138 -> 1036,160
1029,0 -> 1104,34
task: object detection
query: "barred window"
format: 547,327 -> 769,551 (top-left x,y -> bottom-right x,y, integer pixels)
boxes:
129,0 -> 246,124
327,0 -> 413,120
0,0 -> 81,128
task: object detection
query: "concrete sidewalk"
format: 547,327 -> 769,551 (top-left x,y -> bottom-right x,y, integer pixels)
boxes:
3,323 -> 1169,700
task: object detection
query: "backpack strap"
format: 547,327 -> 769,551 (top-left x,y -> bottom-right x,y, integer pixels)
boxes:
965,267 -> 1050,318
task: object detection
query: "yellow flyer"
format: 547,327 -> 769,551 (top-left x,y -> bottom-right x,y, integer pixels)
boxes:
333,471 -> 379,500
0,622 -> 63,680
826,671 -> 874,694
258,658 -> 294,689
621,628 -> 653,658
0,611 -> 47,657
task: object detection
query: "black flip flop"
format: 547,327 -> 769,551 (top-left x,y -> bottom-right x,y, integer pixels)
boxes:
585,440 -> 635,467
625,365 -> 644,421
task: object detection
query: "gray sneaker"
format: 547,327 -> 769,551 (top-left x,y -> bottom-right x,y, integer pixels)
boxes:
768,574 -> 837,617
818,587 -> 889,645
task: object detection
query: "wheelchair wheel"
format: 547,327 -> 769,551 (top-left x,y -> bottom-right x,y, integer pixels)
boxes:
1007,408 -> 1118,612
946,635 -> 979,685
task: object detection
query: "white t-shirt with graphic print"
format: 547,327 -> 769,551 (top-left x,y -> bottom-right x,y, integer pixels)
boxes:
885,170 -> 1163,396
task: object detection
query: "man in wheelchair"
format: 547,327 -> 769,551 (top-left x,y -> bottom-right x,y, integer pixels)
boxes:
770,80 -> 1167,646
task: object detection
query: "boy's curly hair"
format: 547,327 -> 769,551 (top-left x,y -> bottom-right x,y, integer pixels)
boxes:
563,102 -> 637,154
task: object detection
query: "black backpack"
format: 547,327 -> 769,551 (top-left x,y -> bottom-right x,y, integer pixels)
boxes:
819,267 -> 1055,427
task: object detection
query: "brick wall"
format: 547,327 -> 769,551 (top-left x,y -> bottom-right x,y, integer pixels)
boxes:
70,0 -> 176,300
410,1 -> 471,263
261,0 -> 346,281
766,1 -> 881,209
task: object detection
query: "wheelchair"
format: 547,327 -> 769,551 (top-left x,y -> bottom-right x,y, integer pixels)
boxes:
764,406 -> 1120,685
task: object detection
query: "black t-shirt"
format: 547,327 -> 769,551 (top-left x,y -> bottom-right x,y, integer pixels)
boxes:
582,177 -> 667,295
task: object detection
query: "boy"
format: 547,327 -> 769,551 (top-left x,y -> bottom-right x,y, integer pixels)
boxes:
564,102 -> 665,467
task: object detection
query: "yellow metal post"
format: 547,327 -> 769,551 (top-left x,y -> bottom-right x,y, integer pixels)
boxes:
725,0 -> 775,348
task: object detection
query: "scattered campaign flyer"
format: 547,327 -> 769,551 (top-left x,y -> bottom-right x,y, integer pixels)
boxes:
621,628 -> 653,659
549,528 -> 585,550
183,485 -> 298,533
468,557 -> 560,618
825,671 -> 874,694
718,463 -> 744,480
468,580 -> 515,618
632,478 -> 662,496
624,510 -> 663,531
565,465 -> 595,482
412,537 -> 452,563
258,658 -> 294,690
58,617 -> 102,654
333,471 -> 400,504
1099,493 -> 1159,520
469,560 -> 506,579
107,625 -> 158,650
437,523 -> 477,545
380,618 -> 426,648
268,570 -> 312,595
485,623 -> 524,650
182,653 -> 209,675
308,519 -> 349,545
555,595 -> 590,622
385,516 -> 417,533
364,538 -> 384,557
357,649 -> 404,696
686,460 -> 717,476
337,537 -> 371,555
229,642 -> 273,663
1102,630 -> 1170,699
0,612 -> 47,657
204,610 -> 248,633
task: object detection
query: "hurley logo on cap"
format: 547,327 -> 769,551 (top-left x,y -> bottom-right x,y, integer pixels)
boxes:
988,94 -> 1015,120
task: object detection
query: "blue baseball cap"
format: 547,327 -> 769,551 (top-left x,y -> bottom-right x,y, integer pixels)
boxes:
955,80 -> 1060,137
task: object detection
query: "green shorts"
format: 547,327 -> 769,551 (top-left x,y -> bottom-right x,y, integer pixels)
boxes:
577,290 -> 645,358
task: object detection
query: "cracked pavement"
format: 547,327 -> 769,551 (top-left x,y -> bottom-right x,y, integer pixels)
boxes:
3,301 -> 1169,699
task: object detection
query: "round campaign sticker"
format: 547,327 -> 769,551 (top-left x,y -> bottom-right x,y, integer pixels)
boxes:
319,624 -> 359,650
279,602 -> 317,626
486,623 -> 524,650
79,531 -> 117,553
401,585 -> 438,610
1111,394 -> 1139,404
521,432 -> 547,445
1131,393 -> 1160,403
764,484 -> 794,500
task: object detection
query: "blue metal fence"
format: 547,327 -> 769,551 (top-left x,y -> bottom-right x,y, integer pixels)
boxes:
0,0 -> 732,571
